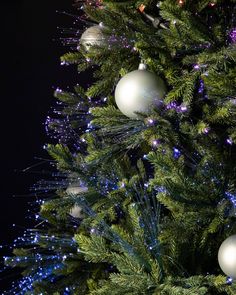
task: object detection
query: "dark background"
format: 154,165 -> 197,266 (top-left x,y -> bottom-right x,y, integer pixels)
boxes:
1,0 -> 83,291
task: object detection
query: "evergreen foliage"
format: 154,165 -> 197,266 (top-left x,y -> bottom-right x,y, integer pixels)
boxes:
3,0 -> 236,294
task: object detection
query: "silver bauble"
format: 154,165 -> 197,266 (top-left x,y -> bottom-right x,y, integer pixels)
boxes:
70,205 -> 85,219
66,185 -> 88,219
80,24 -> 106,51
218,235 -> 236,279
66,185 -> 88,195
115,64 -> 167,118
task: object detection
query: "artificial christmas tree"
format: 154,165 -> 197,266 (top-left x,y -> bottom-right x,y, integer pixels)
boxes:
3,0 -> 236,294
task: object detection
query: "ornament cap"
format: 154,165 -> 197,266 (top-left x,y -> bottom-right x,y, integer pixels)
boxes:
138,63 -> 147,70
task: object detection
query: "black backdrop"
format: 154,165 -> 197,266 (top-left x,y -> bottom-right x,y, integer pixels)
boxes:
1,0 -> 86,291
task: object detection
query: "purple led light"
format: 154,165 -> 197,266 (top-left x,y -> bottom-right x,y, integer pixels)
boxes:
226,138 -> 233,145
166,101 -> 188,113
226,277 -> 233,285
179,104 -> 188,112
152,139 -> 161,147
166,101 -> 177,110
203,127 -> 210,134
229,28 -> 236,43
173,147 -> 181,159
198,79 -> 205,94
148,118 -> 154,124
225,192 -> 236,207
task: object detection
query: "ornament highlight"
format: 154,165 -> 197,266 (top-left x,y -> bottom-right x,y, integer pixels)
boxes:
218,235 -> 236,279
80,23 -> 106,51
115,63 -> 166,118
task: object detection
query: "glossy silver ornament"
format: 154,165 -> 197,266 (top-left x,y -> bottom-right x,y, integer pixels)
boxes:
115,63 -> 166,118
218,235 -> 236,279
80,24 -> 106,51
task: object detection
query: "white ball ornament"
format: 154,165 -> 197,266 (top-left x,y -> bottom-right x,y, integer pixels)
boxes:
115,63 -> 167,119
66,184 -> 88,219
80,23 -> 106,51
66,184 -> 88,195
218,235 -> 236,279
70,205 -> 85,219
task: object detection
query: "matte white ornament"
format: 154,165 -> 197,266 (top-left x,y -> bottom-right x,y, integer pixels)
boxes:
70,205 -> 85,219
115,63 -> 166,118
80,23 -> 106,51
218,235 -> 236,279
66,184 -> 88,219
66,185 -> 88,195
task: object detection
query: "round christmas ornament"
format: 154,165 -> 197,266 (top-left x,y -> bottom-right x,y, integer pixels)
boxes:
66,184 -> 88,219
80,23 -> 106,51
70,204 -> 85,219
218,235 -> 236,279
115,63 -> 167,118
66,184 -> 88,195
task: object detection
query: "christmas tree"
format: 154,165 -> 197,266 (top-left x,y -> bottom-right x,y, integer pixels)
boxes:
3,0 -> 236,294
